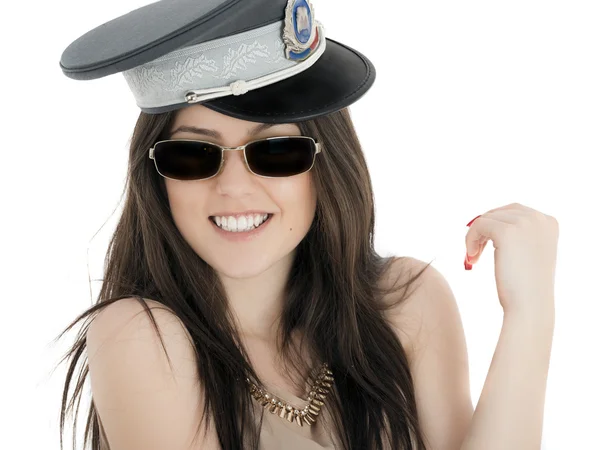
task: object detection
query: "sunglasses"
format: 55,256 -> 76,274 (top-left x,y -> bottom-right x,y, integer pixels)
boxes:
148,136 -> 322,181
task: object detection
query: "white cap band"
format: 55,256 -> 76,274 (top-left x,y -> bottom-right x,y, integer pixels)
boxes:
122,19 -> 326,109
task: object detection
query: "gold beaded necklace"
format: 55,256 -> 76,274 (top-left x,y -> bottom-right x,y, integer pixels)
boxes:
245,362 -> 334,427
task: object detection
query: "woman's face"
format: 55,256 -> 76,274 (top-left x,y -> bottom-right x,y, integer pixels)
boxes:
163,105 -> 317,279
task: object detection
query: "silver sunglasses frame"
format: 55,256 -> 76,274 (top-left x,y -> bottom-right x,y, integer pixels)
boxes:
148,135 -> 322,181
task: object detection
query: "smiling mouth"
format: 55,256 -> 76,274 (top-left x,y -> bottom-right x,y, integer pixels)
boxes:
209,213 -> 273,232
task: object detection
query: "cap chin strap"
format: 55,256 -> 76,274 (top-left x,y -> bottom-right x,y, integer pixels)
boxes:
122,20 -> 326,109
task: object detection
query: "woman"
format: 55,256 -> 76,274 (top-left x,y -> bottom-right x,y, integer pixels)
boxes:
55,1 -> 558,449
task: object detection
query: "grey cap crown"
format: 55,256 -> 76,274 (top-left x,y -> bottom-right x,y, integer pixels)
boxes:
60,0 -> 290,80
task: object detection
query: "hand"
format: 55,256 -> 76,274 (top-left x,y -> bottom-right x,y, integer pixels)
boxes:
464,203 -> 559,316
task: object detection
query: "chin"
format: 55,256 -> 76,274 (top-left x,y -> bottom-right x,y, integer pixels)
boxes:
215,264 -> 271,280
204,245 -> 298,280
207,252 -> 277,279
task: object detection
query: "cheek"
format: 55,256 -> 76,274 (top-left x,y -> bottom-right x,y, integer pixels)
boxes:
164,181 -> 208,231
164,178 -> 178,206
272,175 -> 317,225
165,180 -> 187,214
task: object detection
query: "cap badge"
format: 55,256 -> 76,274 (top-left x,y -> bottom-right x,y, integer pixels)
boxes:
283,0 -> 320,61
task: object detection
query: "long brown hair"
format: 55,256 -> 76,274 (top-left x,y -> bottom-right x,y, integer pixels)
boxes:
53,106 -> 433,449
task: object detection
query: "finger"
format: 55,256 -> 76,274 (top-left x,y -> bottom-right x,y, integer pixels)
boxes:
484,202 -> 535,215
465,211 -> 526,257
467,238 -> 489,264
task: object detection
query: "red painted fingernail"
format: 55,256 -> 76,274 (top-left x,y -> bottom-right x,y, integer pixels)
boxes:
464,256 -> 472,270
466,215 -> 482,227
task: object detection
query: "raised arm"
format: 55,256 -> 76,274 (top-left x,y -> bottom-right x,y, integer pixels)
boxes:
460,308 -> 554,450
388,255 -> 554,450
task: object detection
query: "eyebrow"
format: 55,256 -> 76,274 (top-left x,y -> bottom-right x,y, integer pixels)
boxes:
168,122 -> 281,139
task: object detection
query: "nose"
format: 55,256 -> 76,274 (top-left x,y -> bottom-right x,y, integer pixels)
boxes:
214,148 -> 256,196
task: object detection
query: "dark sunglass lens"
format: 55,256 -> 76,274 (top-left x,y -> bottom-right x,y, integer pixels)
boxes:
246,137 -> 315,177
153,141 -> 222,180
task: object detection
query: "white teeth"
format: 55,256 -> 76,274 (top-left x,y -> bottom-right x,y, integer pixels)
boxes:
228,216 -> 239,231
211,213 -> 269,232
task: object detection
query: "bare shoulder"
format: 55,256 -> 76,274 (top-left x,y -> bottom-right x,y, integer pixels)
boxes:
87,297 -> 197,369
380,256 -> 460,363
87,297 -> 191,346
86,297 -> 222,450
381,257 -> 473,448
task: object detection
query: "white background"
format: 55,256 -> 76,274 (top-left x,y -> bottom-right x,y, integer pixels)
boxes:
1,0 -> 598,448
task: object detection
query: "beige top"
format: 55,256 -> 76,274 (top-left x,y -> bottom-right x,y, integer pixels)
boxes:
97,383 -> 341,450
252,382 -> 342,449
